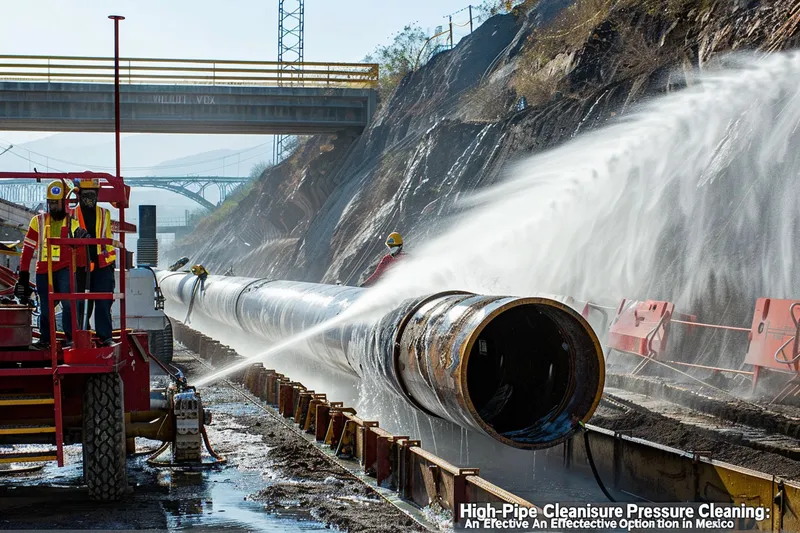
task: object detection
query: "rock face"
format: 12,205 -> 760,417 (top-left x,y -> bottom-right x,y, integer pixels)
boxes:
168,0 -> 800,296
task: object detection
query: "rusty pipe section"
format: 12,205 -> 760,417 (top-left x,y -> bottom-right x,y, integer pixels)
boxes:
157,273 -> 605,450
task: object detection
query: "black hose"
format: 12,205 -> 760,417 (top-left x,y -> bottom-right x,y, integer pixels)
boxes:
201,424 -> 226,463
184,276 -> 201,324
142,265 -> 166,311
580,422 -> 617,502
142,265 -> 160,291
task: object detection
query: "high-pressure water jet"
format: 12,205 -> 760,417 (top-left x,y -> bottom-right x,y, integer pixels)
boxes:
158,273 -> 605,450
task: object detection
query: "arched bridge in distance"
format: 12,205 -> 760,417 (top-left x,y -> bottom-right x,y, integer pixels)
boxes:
0,54 -> 377,221
0,176 -> 247,210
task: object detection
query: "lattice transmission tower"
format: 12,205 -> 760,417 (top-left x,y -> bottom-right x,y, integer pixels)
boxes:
274,0 -> 304,164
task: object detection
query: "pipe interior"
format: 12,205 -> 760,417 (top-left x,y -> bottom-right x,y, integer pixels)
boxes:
466,304 -> 593,439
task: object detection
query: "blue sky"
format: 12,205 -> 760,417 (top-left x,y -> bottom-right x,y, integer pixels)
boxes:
1,1 -> 477,59
1,1 -> 478,143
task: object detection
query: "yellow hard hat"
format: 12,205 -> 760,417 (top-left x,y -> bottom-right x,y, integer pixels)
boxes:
385,232 -> 403,247
46,180 -> 67,201
74,177 -> 101,190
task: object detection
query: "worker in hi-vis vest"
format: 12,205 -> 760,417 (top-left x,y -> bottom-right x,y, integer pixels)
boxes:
73,177 -> 117,347
15,180 -> 83,350
361,232 -> 406,287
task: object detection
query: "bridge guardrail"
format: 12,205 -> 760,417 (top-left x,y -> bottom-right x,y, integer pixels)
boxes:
129,217 -> 193,227
0,55 -> 379,89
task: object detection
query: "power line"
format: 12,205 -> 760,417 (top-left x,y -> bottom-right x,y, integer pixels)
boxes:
0,137 -> 271,173
164,147 -> 274,177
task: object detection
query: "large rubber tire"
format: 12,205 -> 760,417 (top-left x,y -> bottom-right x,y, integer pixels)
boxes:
147,319 -> 174,366
161,319 -> 174,365
82,373 -> 128,501
148,329 -> 163,362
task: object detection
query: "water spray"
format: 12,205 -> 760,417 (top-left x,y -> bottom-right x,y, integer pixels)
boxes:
157,273 -> 605,450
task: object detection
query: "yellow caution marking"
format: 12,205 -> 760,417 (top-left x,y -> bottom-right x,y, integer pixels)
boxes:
0,425 -> 56,435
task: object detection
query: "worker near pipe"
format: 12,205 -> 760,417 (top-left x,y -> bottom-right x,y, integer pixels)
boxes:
361,232 -> 406,287
72,177 -> 116,347
15,180 -> 83,350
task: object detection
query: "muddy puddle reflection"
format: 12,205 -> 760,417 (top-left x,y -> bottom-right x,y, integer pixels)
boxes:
158,468 -> 327,532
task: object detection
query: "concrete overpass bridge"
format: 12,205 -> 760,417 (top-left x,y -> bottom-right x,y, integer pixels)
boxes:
0,55 -> 378,134
127,216 -> 195,238
0,176 -> 247,210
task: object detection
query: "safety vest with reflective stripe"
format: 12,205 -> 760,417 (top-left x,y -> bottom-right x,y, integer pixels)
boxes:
19,213 -> 82,274
75,206 -> 116,270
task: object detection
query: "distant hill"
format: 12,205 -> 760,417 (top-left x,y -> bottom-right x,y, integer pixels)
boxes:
0,132 -> 273,265
1,133 -> 273,178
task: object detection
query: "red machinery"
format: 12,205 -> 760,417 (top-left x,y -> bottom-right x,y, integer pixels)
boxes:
0,170 -> 213,501
596,295 -> 800,398
0,16 -> 215,502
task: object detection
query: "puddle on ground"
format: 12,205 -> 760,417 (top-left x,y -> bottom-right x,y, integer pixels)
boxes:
1,441 -> 329,531
160,469 -> 327,532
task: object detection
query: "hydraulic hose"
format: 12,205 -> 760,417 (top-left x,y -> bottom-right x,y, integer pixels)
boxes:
157,273 -> 606,450
580,423 -> 616,502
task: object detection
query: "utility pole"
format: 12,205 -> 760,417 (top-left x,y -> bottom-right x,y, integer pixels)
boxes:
274,0 -> 305,165
449,16 -> 454,48
469,5 -> 473,33
108,13 -> 128,356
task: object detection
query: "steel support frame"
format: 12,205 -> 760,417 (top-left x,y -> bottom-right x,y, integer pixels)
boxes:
0,177 -> 246,211
274,0 -> 305,164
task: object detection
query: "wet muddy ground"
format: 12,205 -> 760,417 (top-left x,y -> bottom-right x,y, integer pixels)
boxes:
593,388 -> 800,481
0,349 -> 429,532
6,339 -> 799,531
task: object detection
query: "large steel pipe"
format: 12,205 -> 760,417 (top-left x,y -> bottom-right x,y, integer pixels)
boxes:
158,273 -> 605,450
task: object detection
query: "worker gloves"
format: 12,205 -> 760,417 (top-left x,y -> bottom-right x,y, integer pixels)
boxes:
14,271 -> 32,300
73,227 -> 90,239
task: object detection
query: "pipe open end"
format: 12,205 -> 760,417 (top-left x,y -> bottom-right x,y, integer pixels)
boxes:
464,299 -> 605,450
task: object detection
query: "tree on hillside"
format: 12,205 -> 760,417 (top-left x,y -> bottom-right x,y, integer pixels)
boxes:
476,0 -> 536,20
249,160 -> 273,179
363,23 -> 435,99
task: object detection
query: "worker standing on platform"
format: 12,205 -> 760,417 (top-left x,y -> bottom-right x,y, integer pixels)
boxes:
73,177 -> 116,347
361,232 -> 405,287
14,180 -> 82,350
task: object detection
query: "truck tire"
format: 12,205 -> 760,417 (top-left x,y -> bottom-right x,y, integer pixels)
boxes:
161,319 -> 174,365
148,329 -> 163,363
82,373 -> 128,501
148,320 -> 174,366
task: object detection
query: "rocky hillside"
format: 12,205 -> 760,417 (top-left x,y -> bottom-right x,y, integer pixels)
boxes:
167,0 -> 800,351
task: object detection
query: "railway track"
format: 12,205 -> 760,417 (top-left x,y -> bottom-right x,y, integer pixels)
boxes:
602,387 -> 800,462
595,371 -> 800,483
175,347 -> 439,530
174,319 -> 800,531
